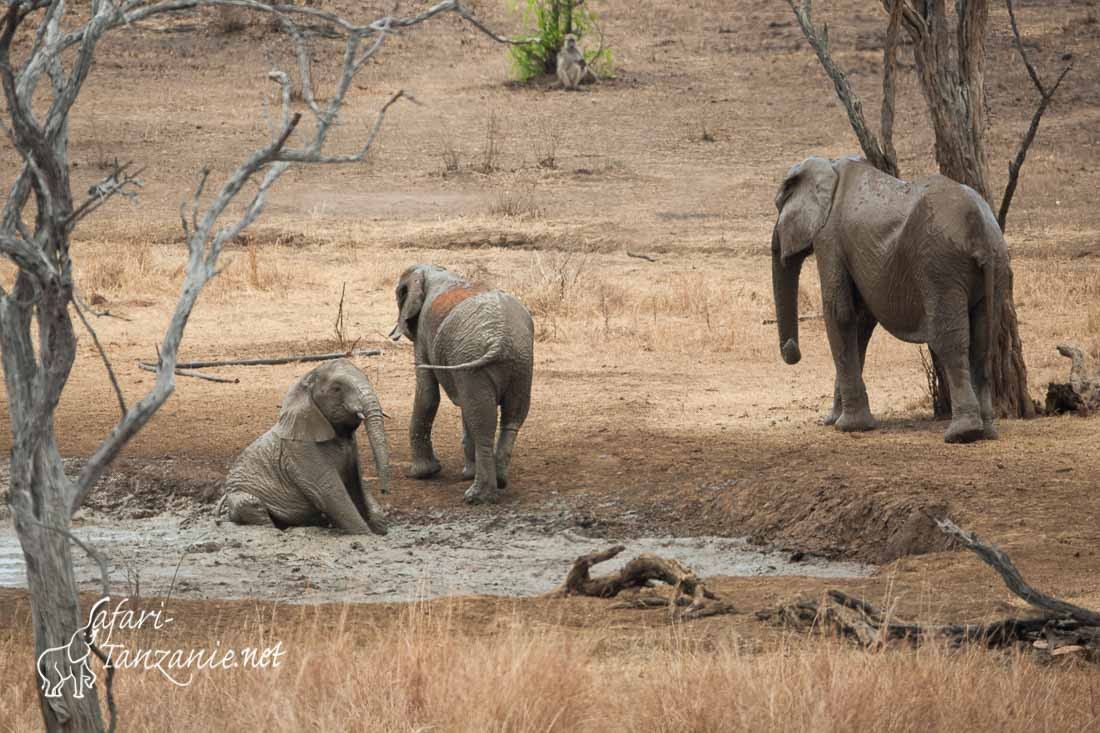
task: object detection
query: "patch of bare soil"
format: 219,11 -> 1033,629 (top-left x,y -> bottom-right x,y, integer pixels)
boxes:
1,0 -> 1099,639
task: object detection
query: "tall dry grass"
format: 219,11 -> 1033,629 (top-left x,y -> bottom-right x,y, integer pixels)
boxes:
1,599 -> 1097,732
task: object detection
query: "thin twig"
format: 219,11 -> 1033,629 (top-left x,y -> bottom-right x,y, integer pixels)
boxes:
761,314 -> 823,325
72,297 -> 128,417
136,362 -> 239,383
142,349 -> 382,369
998,0 -> 1072,231
626,251 -> 658,262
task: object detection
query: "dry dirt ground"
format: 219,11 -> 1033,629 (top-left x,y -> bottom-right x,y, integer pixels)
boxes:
1,0 -> 1100,672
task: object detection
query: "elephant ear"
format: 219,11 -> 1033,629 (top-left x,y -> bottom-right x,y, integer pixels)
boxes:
274,372 -> 336,442
774,157 -> 838,264
397,267 -> 427,331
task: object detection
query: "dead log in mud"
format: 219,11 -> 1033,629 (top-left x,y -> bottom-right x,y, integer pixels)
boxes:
547,545 -> 738,621
758,520 -> 1100,662
1044,344 -> 1100,415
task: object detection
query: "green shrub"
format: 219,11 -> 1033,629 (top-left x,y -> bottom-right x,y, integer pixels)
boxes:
509,0 -> 613,82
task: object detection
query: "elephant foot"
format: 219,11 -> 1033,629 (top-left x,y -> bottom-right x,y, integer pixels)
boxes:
496,472 -> 509,490
944,415 -> 984,444
366,515 -> 389,536
461,463 -> 476,481
835,410 -> 876,432
821,410 -> 841,426
983,421 -> 999,440
464,484 -> 499,505
406,458 -> 442,479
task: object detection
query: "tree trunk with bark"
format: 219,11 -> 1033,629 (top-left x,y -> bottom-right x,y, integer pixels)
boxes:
901,0 -> 1034,418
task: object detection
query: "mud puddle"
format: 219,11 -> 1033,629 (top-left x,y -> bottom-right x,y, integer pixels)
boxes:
0,512 -> 869,604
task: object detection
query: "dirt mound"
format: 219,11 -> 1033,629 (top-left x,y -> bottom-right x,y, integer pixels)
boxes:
728,488 -> 955,563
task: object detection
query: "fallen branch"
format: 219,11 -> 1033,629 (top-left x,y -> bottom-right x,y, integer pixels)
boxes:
140,349 -> 382,370
758,521 -> 1100,661
626,251 -> 658,262
757,589 -> 1089,651
546,545 -> 737,621
762,314 -> 822,325
935,518 -> 1100,626
137,363 -> 239,384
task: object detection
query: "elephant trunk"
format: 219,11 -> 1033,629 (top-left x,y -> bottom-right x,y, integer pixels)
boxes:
772,228 -> 803,365
353,383 -> 391,532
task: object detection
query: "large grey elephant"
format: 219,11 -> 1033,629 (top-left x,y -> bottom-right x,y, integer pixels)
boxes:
771,156 -> 1010,443
219,359 -> 390,533
390,264 -> 534,504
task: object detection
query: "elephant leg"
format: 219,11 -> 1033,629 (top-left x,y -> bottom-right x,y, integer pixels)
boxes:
823,294 -> 876,432
460,383 -> 500,505
495,373 -> 531,489
224,491 -> 274,526
823,308 -> 876,425
930,306 -> 983,444
408,369 -> 442,479
461,417 -> 477,481
969,303 -> 997,440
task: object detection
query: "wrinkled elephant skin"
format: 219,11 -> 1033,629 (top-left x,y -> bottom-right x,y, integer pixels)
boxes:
221,359 -> 391,534
393,264 -> 534,504
771,156 -> 1009,443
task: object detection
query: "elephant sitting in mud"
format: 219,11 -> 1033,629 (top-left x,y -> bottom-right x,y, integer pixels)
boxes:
771,156 -> 1010,443
219,359 -> 391,534
390,264 -> 534,504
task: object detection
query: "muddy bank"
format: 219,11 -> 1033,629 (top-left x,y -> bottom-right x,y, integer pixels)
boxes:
0,509 -> 869,604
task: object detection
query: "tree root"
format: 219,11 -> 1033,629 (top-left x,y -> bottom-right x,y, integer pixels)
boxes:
547,545 -> 738,621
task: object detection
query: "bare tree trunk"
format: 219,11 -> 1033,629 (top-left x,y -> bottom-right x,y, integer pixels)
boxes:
902,0 -> 1034,418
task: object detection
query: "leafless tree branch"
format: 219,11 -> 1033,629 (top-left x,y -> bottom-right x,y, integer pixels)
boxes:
786,0 -> 898,176
936,518 -> 1100,626
136,362 -> 239,383
880,0 -> 904,172
997,0 -> 1072,231
72,298 -> 128,418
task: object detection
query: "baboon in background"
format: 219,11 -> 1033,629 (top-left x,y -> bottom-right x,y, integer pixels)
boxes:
556,34 -> 594,90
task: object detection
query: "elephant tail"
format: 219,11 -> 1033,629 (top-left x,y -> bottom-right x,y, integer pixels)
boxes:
982,256 -> 996,382
416,337 -> 503,371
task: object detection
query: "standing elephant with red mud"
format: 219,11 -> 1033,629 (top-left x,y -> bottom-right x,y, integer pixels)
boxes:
391,264 -> 534,504
771,156 -> 1010,443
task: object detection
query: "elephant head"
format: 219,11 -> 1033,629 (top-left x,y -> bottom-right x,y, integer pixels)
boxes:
771,156 -> 838,365
389,264 -> 433,342
274,359 -> 391,496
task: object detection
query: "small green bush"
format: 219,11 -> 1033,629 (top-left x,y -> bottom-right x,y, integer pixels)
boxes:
509,0 -> 613,82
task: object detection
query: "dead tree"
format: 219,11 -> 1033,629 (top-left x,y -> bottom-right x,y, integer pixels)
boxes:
0,2 -> 518,731
785,0 -> 1071,420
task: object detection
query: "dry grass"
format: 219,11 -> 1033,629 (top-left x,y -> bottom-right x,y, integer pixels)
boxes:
71,237 -> 296,302
1,600 -> 1097,732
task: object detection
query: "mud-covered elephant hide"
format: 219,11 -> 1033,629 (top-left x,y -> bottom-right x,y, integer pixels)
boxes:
219,359 -> 391,534
771,156 -> 1010,443
390,263 -> 534,504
